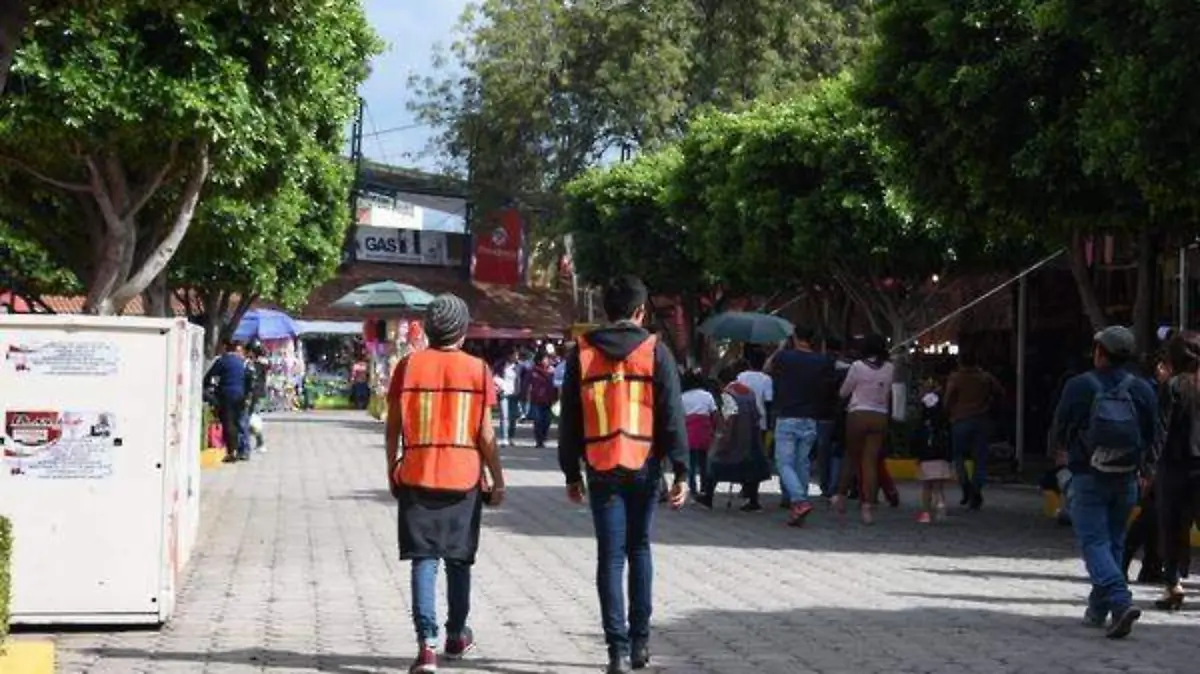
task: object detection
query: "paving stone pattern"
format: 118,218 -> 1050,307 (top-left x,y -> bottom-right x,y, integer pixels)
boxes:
54,412 -> 1199,673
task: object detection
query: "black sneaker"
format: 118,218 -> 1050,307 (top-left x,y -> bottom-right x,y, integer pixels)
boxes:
631,641 -> 650,670
740,502 -> 764,513
1106,607 -> 1141,639
696,494 -> 714,510
1082,608 -> 1106,628
444,627 -> 475,659
606,653 -> 632,674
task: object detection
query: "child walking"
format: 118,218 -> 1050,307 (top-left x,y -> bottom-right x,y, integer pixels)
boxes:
681,371 -> 719,498
916,383 -> 952,523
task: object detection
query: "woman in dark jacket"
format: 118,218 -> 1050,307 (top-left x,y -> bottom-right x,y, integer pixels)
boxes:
1148,332 -> 1200,610
696,364 -> 773,514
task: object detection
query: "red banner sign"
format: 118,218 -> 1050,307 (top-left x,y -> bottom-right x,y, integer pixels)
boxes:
472,207 -> 523,286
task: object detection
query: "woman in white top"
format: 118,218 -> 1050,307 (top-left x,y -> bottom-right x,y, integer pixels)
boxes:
833,333 -> 895,524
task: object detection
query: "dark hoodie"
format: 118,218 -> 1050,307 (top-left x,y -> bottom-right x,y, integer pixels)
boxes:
558,323 -> 689,484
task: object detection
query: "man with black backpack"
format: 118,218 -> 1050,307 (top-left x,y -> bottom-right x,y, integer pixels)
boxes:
1052,326 -> 1158,639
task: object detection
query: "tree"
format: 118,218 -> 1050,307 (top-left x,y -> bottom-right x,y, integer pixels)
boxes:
0,1 -> 377,315
675,75 -> 1038,343
858,0 -> 1158,341
409,0 -> 876,252
560,147 -> 717,349
172,151 -> 354,356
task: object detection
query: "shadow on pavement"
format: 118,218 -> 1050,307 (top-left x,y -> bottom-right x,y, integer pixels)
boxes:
478,484 -> 1081,561
77,647 -> 590,674
656,605 -> 1199,672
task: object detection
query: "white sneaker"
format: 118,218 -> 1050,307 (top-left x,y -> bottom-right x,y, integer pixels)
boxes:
257,445 -> 268,454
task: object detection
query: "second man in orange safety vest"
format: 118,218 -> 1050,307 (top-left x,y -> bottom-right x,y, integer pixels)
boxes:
558,274 -> 690,674
385,293 -> 506,674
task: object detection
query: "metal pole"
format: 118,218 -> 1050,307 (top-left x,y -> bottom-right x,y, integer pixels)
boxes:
893,248 -> 1065,352
1180,247 -> 1188,331
1016,275 -> 1028,472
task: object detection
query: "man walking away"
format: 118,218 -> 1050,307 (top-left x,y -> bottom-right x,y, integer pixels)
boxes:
945,351 -> 1005,509
205,340 -> 248,463
493,347 -> 521,446
528,351 -> 558,448
1052,326 -> 1157,639
385,294 -> 507,673
558,275 -> 689,674
766,327 -> 835,526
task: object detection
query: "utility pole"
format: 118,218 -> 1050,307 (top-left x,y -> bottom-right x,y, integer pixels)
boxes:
342,97 -> 366,267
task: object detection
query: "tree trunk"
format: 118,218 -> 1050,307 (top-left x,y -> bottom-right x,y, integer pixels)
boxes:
109,147 -> 209,311
1132,227 -> 1158,355
1066,228 -> 1108,331
84,228 -> 135,315
0,1 -> 29,96
142,270 -> 170,318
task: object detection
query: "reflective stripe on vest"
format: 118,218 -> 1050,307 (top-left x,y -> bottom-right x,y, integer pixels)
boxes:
578,335 -> 657,472
396,349 -> 486,492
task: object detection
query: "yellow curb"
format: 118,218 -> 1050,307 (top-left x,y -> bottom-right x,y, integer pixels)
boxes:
884,458 -> 974,482
200,447 -> 226,469
0,639 -> 55,674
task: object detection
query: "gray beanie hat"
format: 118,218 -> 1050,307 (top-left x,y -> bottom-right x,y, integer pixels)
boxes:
425,293 -> 470,347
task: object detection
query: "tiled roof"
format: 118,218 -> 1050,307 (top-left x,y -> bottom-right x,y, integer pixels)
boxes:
300,263 -> 575,335
9,293 -> 198,316
5,265 -> 576,336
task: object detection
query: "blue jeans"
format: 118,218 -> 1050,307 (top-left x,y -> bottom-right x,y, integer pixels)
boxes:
952,416 -> 991,491
775,418 -> 818,504
1070,473 -> 1137,619
529,403 -> 553,445
498,395 -> 519,442
411,557 -> 471,644
688,450 -> 707,494
587,465 -> 659,656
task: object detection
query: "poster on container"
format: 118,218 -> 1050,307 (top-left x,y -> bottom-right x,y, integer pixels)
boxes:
3,340 -> 120,376
3,410 -> 118,479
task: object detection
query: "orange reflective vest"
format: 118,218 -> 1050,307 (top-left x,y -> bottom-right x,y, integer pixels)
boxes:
578,335 -> 657,472
395,349 -> 487,492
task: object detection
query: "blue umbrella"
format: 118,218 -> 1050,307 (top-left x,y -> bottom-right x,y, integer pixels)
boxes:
233,308 -> 299,341
698,311 -> 794,345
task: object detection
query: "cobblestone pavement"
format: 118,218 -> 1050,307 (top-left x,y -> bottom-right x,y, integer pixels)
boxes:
53,411 -> 1198,673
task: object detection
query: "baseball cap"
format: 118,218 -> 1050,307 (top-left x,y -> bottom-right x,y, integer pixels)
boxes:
1094,325 -> 1136,357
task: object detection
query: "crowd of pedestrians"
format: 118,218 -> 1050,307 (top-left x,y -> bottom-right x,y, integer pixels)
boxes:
379,274 -> 1198,673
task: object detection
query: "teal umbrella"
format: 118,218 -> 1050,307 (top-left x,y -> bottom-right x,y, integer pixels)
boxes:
698,311 -> 794,344
330,281 -> 435,313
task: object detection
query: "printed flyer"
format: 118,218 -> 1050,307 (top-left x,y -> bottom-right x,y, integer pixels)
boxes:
3,340 -> 120,377
3,410 -> 117,479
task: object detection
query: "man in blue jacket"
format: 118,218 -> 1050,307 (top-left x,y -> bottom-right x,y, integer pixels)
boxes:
1052,326 -> 1158,639
206,340 -> 249,463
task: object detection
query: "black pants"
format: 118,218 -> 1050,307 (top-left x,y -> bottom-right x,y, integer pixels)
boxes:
218,396 -> 246,458
1124,495 -> 1163,580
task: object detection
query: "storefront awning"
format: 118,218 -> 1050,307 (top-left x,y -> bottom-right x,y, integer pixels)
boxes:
302,262 -> 573,336
295,320 -> 364,336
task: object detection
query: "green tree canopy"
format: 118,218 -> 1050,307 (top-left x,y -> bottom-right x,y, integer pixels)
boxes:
562,148 -> 705,297
0,0 -> 378,315
857,0 -> 1157,335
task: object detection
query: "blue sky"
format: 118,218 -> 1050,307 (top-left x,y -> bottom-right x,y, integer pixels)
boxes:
359,0 -> 471,170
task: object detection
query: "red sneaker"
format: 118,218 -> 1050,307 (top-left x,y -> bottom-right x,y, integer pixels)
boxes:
445,627 -> 475,660
787,501 -> 814,527
409,644 -> 437,673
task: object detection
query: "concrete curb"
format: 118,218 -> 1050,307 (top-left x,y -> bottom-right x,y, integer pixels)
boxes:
0,639 -> 55,674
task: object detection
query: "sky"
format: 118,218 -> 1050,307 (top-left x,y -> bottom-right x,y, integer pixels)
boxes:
355,1 -> 472,229
358,0 -> 471,171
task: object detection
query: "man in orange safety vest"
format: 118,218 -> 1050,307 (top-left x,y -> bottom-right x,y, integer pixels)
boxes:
386,293 -> 506,674
558,275 -> 689,674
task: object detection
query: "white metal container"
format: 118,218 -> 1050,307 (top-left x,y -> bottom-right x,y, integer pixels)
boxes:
0,314 -> 204,625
